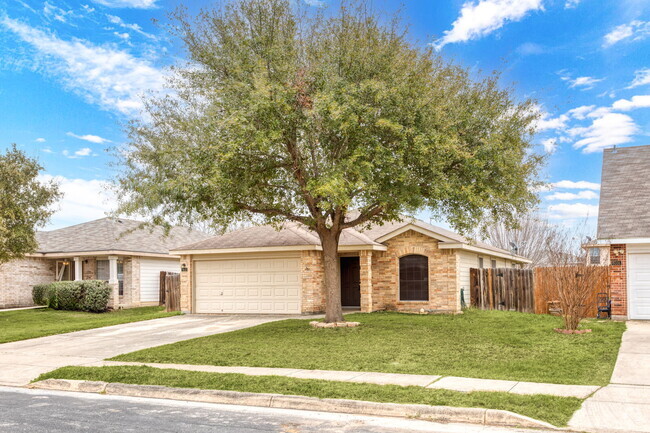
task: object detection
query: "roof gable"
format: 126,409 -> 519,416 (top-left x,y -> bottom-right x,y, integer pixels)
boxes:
598,145 -> 650,240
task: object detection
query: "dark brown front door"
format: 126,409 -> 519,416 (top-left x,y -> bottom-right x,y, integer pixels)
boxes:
340,257 -> 361,307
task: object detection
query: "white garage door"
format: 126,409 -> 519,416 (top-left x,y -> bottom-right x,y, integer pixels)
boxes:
629,253 -> 650,320
194,256 -> 301,314
140,259 -> 181,303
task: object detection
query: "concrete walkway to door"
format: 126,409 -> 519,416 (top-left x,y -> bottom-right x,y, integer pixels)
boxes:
570,321 -> 650,433
0,315 -> 298,387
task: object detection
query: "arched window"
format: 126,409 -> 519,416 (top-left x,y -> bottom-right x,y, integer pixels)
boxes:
399,255 -> 429,301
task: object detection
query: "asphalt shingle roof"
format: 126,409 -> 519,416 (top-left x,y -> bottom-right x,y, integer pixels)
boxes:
597,145 -> 650,239
176,216 -> 520,259
35,218 -> 211,255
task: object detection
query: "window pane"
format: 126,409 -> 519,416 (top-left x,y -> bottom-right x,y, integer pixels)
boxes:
399,255 -> 428,301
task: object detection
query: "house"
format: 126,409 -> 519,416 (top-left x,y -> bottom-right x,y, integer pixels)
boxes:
172,217 -> 530,315
596,145 -> 650,320
0,218 -> 210,309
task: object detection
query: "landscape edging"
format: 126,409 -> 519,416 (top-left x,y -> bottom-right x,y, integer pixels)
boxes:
29,379 -> 559,430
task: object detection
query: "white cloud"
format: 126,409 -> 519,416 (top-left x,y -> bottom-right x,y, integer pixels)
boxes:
114,31 -> 130,40
42,147 -> 53,153
74,147 -> 92,157
535,110 -> 569,132
0,16 -> 166,117
565,0 -> 581,8
567,105 -> 596,120
38,175 -> 116,230
612,95 -> 650,111
565,76 -> 604,89
303,0 -> 326,6
106,14 -> 157,40
629,69 -> 650,88
35,137 -> 46,143
433,0 -> 544,50
572,112 -> 638,153
551,180 -> 600,190
541,138 -> 557,153
548,203 -> 598,219
91,0 -> 157,8
603,20 -> 650,47
43,2 -> 74,23
546,190 -> 599,200
66,132 -> 111,144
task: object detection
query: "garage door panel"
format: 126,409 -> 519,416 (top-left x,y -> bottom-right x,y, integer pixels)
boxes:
195,256 -> 301,314
629,253 -> 650,320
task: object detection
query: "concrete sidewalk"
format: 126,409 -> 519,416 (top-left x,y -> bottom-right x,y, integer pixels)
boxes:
570,321 -> 650,433
96,360 -> 599,398
0,315 -> 298,387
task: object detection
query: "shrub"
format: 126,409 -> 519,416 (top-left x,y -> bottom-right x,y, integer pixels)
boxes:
32,284 -> 49,306
81,280 -> 111,313
34,280 -> 112,313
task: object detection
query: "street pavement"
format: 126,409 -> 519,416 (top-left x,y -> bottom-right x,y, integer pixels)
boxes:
0,386 -> 559,433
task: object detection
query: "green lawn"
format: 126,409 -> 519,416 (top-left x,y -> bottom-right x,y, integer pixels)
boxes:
0,307 -> 180,344
38,365 -> 583,427
113,309 -> 625,385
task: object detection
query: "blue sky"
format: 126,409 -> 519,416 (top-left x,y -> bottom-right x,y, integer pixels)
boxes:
0,0 -> 648,232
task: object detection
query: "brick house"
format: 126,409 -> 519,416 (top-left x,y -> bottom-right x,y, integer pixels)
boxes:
0,218 -> 209,309
172,217 -> 530,315
595,145 -> 650,320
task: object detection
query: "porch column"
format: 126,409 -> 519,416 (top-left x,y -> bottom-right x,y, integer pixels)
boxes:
73,257 -> 82,281
359,250 -> 373,313
108,255 -> 119,309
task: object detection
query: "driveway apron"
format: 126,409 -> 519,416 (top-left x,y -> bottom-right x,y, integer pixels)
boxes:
0,315 -> 292,386
570,321 -> 650,433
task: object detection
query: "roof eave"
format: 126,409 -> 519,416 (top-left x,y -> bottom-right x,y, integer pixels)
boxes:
374,223 -> 458,244
438,243 -> 532,264
171,243 -> 388,255
26,250 -> 180,259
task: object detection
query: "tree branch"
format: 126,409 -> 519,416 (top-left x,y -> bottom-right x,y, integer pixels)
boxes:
235,203 -> 311,225
341,204 -> 384,229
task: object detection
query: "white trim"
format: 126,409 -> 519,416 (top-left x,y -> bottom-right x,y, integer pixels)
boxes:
173,244 -> 386,255
375,224 -> 458,244
26,250 -> 180,259
438,243 -> 531,264
599,238 -> 650,245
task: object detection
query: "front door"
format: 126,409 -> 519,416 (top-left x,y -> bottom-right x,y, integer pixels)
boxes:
340,257 -> 361,307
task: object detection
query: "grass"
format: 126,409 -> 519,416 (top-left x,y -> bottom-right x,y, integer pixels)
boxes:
112,309 -> 625,385
38,365 -> 583,427
0,307 -> 180,344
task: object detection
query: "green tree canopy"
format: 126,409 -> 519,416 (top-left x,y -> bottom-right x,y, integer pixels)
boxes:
116,0 -> 543,322
0,145 -> 61,264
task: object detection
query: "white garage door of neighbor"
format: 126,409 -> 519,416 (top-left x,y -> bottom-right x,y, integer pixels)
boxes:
140,259 -> 181,303
194,256 -> 301,314
629,253 -> 650,320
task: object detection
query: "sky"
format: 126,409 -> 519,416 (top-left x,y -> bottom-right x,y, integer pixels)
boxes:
0,0 -> 648,233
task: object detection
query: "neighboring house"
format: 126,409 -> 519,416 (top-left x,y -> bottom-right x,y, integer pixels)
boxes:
0,218 -> 210,309
172,217 -> 530,315
596,145 -> 650,320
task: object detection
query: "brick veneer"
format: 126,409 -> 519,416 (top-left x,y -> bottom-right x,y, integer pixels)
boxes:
301,250 -> 325,313
82,258 -> 97,280
179,254 -> 193,312
121,257 -> 141,307
609,244 -> 627,318
0,257 -> 55,308
370,230 -> 459,313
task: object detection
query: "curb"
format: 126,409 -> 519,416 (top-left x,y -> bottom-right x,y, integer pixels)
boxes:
29,379 -> 559,429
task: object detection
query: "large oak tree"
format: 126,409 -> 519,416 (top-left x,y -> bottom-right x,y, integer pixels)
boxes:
0,145 -> 60,264
116,0 -> 543,322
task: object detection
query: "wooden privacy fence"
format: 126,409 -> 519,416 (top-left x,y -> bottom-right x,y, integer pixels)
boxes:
160,271 -> 181,312
534,266 -> 609,318
470,266 -> 610,317
470,268 -> 535,312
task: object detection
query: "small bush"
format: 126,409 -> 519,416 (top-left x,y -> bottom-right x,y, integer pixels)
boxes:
32,284 -> 49,306
81,280 -> 111,313
34,280 -> 112,313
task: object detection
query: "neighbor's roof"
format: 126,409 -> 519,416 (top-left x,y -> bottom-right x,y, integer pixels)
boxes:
35,217 -> 211,255
174,216 -> 528,262
597,145 -> 650,240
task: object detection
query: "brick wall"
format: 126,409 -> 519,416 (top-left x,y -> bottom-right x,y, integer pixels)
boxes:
82,258 -> 97,280
609,244 -> 627,318
301,250 -> 325,313
121,256 -> 141,307
179,255 -> 193,312
0,257 -> 55,308
370,230 -> 459,313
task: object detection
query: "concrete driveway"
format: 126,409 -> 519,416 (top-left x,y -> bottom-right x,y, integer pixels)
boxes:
570,321 -> 650,433
0,314 -> 295,387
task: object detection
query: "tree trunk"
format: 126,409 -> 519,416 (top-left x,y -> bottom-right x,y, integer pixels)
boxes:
319,230 -> 344,323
